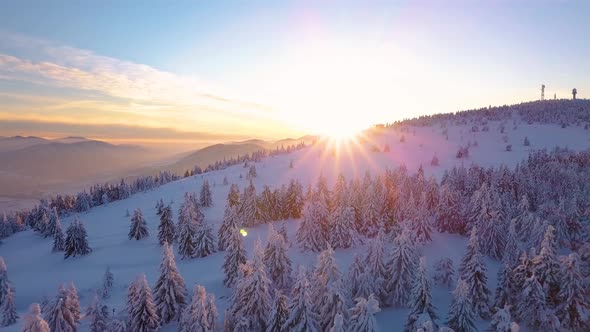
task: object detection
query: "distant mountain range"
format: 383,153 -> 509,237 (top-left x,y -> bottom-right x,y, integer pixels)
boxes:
0,134 -> 317,211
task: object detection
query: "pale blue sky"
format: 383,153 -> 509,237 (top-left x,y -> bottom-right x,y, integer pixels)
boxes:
0,1 -> 588,145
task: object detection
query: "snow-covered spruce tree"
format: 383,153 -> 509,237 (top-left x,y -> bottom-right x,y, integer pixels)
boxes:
22,304 -> 50,332
157,204 -> 175,246
296,200 -> 327,252
180,285 -> 209,332
510,251 -> 533,321
206,293 -> 218,331
282,267 -> 320,332
52,214 -> 65,252
247,164 -> 257,179
518,273 -> 551,331
176,194 -> 200,259
241,180 -> 260,227
514,194 -> 533,242
489,304 -> 514,332
127,274 -> 159,332
229,241 -> 272,331
386,228 -> 419,307
35,212 -> 49,237
286,179 -> 305,218
329,313 -> 345,332
532,224 -> 561,302
556,253 -> 589,331
476,189 -> 506,260
223,227 -> 247,288
153,242 -> 187,324
329,206 -> 357,249
129,208 -> 149,240
45,208 -> 60,239
86,294 -> 108,332
1,286 -> 17,327
44,285 -> 77,332
349,294 -> 381,332
266,290 -> 289,332
405,257 -> 439,331
446,279 -> 476,332
502,219 -> 519,267
460,227 -> 491,319
348,253 -> 364,299
227,183 -> 240,208
494,263 -> 512,309
263,224 -> 293,289
101,266 -> 114,299
363,233 -> 388,304
199,179 -> 213,208
155,198 -> 164,216
0,257 -> 13,308
312,245 -> 343,312
436,184 -> 465,234
527,218 -> 546,252
259,185 -> 275,223
412,193 -> 433,244
193,220 -> 217,258
319,278 -> 350,331
362,180 -> 384,237
109,319 -> 127,332
67,282 -> 81,324
218,204 -> 240,251
433,257 -> 455,289
64,218 -> 92,258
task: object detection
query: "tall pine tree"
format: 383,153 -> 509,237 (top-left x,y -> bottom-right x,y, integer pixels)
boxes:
128,208 -> 149,240
153,242 -> 187,324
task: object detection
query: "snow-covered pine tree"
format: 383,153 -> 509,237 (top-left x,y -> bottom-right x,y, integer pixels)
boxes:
266,290 -> 289,332
312,245 -> 342,312
263,224 -> 293,289
412,192 -> 433,244
64,218 -> 92,258
128,208 -> 149,240
556,253 -> 589,331
228,241 -> 272,331
199,179 -> 213,208
22,304 -> 50,332
180,285 -> 209,332
363,233 -> 388,304
44,285 -> 77,332
446,279 -> 476,332
405,257 -> 438,331
518,273 -> 549,331
34,212 -> 49,237
206,293 -> 218,331
503,218 -> 519,267
510,251 -> 533,321
176,194 -> 199,259
514,194 -> 533,242
193,220 -> 217,258
153,242 -> 187,324
527,218 -> 546,252
436,184 -> 465,234
66,282 -> 81,324
241,180 -> 260,227
155,198 -> 164,216
157,204 -> 175,246
476,189 -> 506,260
489,304 -> 514,332
494,263 -> 512,310
86,294 -> 108,332
127,274 -> 159,332
362,180 -> 383,237
101,266 -> 114,299
0,286 -> 17,327
296,200 -> 327,252
349,294 -> 381,332
348,253 -> 364,299
319,278 -> 350,331
0,257 -> 12,309
282,267 -> 320,332
45,208 -> 60,239
218,204 -> 240,251
532,224 -> 561,302
286,179 -> 305,218
386,228 -> 419,307
259,185 -> 274,223
247,165 -> 257,179
329,206 -> 357,249
227,183 -> 240,208
52,214 -> 65,252
223,227 -> 247,288
433,257 -> 455,288
330,313 -> 345,332
460,227 -> 491,319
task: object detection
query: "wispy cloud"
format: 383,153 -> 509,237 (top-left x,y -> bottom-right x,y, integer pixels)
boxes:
0,32 -> 286,139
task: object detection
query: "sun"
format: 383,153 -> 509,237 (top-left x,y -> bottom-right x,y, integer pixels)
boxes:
320,122 -> 361,140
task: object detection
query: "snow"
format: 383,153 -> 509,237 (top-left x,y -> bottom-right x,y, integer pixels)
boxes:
0,120 -> 589,331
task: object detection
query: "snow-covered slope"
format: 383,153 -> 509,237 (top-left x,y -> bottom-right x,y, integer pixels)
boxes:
1,119 -> 589,331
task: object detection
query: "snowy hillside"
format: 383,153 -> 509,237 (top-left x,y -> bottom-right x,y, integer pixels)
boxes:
1,103 -> 590,331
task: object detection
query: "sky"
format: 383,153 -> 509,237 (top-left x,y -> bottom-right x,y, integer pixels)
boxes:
0,0 -> 588,149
